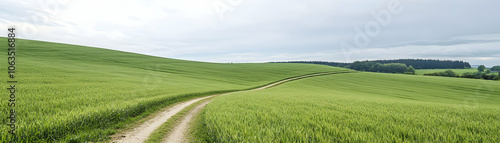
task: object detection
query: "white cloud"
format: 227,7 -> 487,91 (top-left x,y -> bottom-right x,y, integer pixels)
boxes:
1,0 -> 499,67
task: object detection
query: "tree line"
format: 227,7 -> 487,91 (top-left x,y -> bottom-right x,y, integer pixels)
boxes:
368,59 -> 471,69
271,59 -> 470,73
271,61 -> 416,74
271,60 -> 497,80
491,66 -> 500,72
424,67 -> 500,80
271,59 -> 471,69
347,61 -> 415,74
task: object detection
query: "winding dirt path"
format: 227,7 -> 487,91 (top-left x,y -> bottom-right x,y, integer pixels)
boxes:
163,99 -> 212,143
111,95 -> 216,143
161,72 -> 345,142
111,72 -> 342,143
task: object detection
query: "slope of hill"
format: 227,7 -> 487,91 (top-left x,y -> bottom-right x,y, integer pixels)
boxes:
0,38 -> 349,142
201,72 -> 500,142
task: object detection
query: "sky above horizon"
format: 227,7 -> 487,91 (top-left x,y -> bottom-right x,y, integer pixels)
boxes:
1,0 -> 499,67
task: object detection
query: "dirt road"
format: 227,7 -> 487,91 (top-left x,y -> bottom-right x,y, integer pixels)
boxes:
110,95 -> 216,143
162,99 -> 212,143
111,72 -> 342,143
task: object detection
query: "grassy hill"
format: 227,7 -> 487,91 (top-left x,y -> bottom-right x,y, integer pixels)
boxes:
0,38 -> 349,142
201,72 -> 500,142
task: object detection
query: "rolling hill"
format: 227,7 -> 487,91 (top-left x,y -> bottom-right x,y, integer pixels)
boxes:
2,38 -> 497,142
201,72 -> 500,142
0,38 -> 348,142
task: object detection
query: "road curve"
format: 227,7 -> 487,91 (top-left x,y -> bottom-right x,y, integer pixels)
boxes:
111,71 -> 345,143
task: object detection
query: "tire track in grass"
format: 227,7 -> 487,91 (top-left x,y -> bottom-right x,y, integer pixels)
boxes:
111,71 -> 353,143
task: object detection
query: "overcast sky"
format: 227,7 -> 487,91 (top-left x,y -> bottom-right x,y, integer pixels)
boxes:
1,0 -> 499,67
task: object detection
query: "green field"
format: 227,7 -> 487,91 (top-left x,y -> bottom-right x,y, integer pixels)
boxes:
201,72 -> 500,142
0,38 -> 348,142
415,68 -> 496,76
2,38 -> 499,142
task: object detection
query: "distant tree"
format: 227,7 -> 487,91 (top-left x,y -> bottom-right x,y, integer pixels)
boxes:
491,66 -> 500,71
494,75 -> 500,80
378,63 -> 408,73
460,72 -> 498,80
478,65 -> 486,72
485,69 -> 492,74
373,59 -> 471,69
423,70 -> 457,77
443,69 -> 457,77
407,65 -> 416,74
474,72 -> 485,79
282,59 -> 473,72
461,72 -> 475,78
483,74 -> 494,80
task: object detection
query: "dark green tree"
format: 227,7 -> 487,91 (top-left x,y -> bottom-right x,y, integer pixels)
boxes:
494,75 -> 500,80
478,65 -> 486,72
407,65 -> 416,74
443,69 -> 457,77
485,69 -> 492,74
491,66 -> 500,71
461,72 -> 475,78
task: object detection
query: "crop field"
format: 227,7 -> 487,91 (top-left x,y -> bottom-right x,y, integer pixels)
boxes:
2,38 -> 498,142
0,38 -> 349,142
201,72 -> 500,142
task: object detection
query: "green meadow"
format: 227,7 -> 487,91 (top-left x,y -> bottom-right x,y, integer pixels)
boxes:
201,72 -> 500,142
0,38 -> 346,142
2,38 -> 498,142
